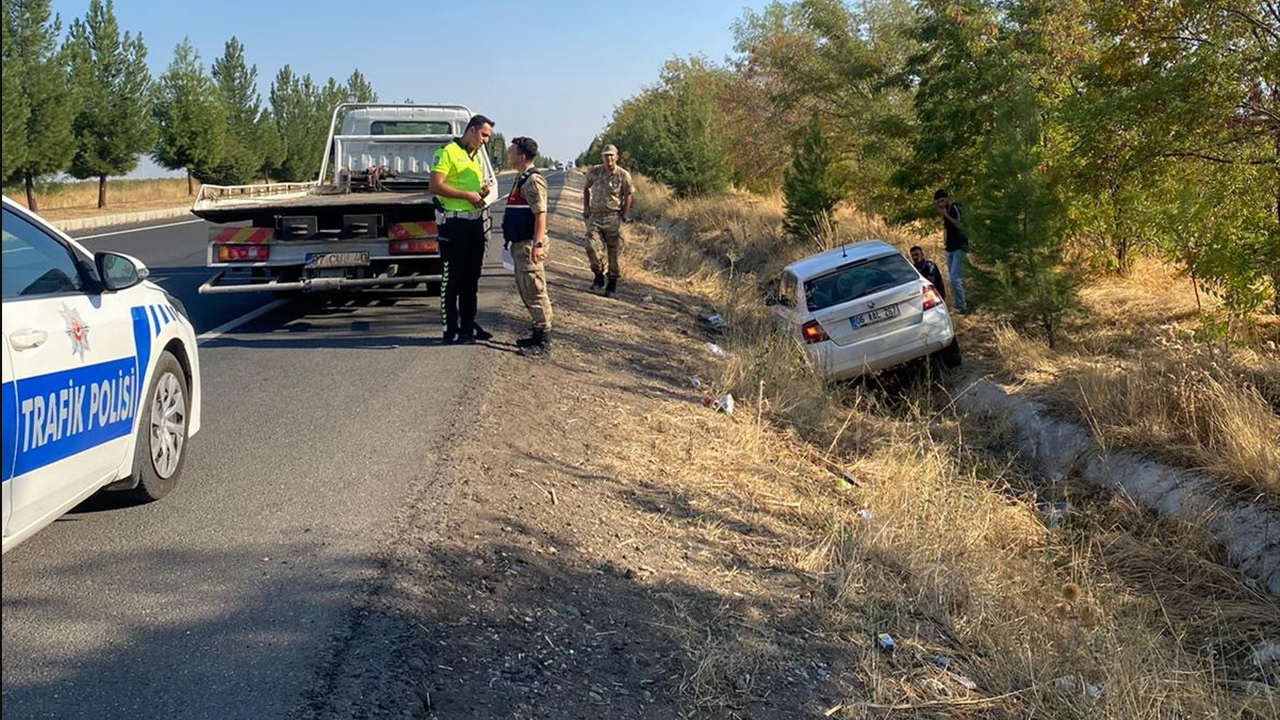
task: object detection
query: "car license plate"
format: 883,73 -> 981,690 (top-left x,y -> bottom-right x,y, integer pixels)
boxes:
850,303 -> 900,329
305,252 -> 369,269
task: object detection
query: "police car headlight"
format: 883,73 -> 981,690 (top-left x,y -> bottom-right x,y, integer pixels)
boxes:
164,291 -> 190,321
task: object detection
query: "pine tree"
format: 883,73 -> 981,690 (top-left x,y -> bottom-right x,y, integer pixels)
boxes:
253,108 -> 285,182
1,17 -> 31,183
66,0 -> 155,208
668,75 -> 731,197
345,69 -> 376,103
4,0 -> 76,210
209,37 -> 262,184
968,83 -> 1077,346
153,38 -> 226,194
783,112 -> 844,242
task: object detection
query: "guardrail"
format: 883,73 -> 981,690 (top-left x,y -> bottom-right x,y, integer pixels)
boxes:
194,181 -> 319,205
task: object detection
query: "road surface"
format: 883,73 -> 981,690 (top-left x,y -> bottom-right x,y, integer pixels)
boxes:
1,170 -> 565,719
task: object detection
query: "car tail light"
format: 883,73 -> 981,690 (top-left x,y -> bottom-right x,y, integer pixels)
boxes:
801,320 -> 829,344
389,239 -> 440,255
216,244 -> 269,262
923,284 -> 944,311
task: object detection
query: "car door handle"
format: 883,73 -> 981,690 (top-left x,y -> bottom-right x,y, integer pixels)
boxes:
9,328 -> 48,351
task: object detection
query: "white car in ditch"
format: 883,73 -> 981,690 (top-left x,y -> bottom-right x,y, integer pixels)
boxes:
768,240 -> 961,381
2,197 -> 202,554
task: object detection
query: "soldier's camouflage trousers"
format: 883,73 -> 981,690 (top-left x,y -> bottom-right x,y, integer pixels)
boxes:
511,239 -> 552,331
584,213 -> 623,280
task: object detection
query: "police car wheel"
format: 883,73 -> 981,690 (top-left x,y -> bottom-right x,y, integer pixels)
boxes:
126,351 -> 189,503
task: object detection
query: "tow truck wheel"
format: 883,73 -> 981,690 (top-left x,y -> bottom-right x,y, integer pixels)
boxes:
125,351 -> 190,503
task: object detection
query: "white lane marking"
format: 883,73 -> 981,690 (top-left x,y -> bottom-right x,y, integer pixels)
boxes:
74,218 -> 204,241
196,299 -> 289,345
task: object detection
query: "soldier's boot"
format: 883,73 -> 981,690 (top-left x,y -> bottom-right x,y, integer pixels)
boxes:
519,330 -> 552,357
591,272 -> 606,290
604,278 -> 618,298
516,328 -> 544,348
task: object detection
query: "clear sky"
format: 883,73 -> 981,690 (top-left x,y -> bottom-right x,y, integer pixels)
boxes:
49,0 -> 767,178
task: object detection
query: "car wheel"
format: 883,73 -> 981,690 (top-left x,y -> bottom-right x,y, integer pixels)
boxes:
936,338 -> 963,369
126,351 -> 190,503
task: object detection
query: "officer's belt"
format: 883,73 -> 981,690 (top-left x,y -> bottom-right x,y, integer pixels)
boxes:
439,209 -> 484,220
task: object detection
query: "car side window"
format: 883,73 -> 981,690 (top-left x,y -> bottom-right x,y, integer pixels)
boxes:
2,209 -> 85,301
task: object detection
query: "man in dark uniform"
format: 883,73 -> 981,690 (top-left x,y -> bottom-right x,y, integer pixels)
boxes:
429,114 -> 495,343
910,246 -> 946,301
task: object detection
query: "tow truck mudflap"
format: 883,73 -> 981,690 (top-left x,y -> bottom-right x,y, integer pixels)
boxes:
198,270 -> 443,295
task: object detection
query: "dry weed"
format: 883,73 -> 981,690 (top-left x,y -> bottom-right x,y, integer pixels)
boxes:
614,174 -> 1280,717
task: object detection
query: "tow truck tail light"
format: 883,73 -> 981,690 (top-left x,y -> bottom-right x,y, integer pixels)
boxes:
388,238 -> 439,255
923,284 -> 944,311
216,245 -> 269,262
801,320 -> 829,344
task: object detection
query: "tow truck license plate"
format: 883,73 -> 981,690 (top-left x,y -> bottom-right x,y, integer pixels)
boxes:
850,303 -> 900,329
306,252 -> 369,269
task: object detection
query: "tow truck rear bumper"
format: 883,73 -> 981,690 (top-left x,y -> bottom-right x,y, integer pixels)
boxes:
199,270 -> 443,294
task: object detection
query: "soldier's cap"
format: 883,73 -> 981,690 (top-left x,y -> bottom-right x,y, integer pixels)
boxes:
601,144 -> 618,156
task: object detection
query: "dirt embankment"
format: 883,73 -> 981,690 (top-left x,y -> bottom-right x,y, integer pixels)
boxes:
304,172 -> 1280,720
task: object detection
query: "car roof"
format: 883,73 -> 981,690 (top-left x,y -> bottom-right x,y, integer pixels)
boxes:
784,240 -> 903,280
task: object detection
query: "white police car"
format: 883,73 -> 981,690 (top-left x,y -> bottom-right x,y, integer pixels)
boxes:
2,197 -> 202,554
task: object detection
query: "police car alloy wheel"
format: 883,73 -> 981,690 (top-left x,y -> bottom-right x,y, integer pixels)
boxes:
127,351 -> 189,502
150,368 -> 186,478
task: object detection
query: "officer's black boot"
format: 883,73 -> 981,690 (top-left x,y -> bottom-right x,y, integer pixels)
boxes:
591,272 -> 605,290
516,328 -> 544,348
604,277 -> 618,298
471,322 -> 493,341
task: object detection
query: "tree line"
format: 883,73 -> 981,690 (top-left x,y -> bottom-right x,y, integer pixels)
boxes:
581,0 -> 1279,335
2,0 -> 378,210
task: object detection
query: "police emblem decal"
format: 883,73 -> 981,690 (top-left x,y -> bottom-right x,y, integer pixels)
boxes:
60,304 -> 91,360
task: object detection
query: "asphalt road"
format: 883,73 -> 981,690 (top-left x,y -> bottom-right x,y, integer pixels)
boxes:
1,170 -> 564,719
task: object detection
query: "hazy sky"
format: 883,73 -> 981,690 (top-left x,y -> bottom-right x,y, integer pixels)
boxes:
49,0 -> 767,178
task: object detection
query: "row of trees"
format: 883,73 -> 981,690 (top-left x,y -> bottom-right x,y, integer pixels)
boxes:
583,0 -> 1279,335
3,0 -> 377,210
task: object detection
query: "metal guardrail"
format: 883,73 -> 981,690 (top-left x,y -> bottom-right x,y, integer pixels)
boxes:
194,182 -> 320,205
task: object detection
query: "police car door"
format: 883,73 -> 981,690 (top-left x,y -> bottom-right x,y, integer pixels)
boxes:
2,335 -> 15,538
1,207 -> 141,530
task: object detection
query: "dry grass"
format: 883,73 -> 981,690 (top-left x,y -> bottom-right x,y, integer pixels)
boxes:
4,178 -> 198,220
610,175 -> 1280,716
635,175 -> 1280,501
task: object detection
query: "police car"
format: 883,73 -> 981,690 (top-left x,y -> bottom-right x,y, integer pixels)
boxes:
2,197 -> 202,554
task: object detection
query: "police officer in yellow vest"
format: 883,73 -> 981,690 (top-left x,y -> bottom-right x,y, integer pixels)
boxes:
429,115 -> 494,344
582,144 -> 633,298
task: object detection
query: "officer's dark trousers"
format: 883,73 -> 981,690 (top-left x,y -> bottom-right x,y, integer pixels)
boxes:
439,217 -> 487,333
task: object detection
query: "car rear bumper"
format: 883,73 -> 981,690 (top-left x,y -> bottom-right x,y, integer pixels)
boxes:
807,309 -> 954,381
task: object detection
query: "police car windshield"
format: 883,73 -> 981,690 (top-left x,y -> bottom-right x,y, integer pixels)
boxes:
2,209 -> 84,300
804,254 -> 917,312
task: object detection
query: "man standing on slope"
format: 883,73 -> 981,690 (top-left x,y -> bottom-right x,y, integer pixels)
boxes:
430,114 -> 495,343
582,144 -> 633,298
502,136 -> 553,357
934,188 -> 969,314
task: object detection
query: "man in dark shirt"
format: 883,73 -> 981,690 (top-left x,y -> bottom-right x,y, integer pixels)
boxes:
910,246 -> 946,301
934,188 -> 969,313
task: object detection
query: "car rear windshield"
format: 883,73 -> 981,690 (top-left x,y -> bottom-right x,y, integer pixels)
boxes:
370,121 -> 452,135
804,253 -> 919,311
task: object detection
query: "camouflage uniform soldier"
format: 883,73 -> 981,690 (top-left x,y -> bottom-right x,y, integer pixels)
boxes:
502,137 -> 553,356
582,144 -> 633,298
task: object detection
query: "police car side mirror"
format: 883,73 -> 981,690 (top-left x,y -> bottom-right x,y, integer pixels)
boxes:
95,251 -> 149,292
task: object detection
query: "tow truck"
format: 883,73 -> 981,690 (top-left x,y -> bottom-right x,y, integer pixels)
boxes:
195,104 -> 499,295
